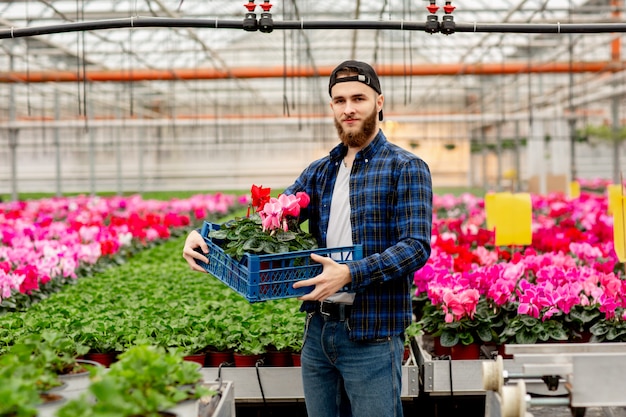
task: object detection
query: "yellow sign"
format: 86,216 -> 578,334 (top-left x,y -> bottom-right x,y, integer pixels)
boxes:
486,192 -> 533,246
484,192 -> 496,231
613,195 -> 626,263
569,181 -> 580,199
607,184 -> 623,215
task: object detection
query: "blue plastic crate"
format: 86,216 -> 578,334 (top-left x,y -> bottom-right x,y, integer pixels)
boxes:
196,221 -> 362,303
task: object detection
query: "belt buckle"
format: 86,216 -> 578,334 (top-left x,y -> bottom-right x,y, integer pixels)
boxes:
319,301 -> 332,317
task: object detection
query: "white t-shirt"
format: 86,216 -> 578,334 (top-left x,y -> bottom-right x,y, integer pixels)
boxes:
326,161 -> 356,304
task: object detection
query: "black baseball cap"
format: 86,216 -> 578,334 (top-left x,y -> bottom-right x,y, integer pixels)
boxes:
328,60 -> 383,121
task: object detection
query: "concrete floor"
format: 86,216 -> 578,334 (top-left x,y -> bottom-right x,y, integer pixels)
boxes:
529,406 -> 626,417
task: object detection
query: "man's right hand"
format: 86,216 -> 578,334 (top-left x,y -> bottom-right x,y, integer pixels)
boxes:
182,230 -> 210,273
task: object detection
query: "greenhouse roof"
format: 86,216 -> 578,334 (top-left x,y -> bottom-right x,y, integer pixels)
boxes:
0,0 -> 625,124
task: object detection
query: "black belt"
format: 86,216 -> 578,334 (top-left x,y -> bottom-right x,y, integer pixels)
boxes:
316,301 -> 352,321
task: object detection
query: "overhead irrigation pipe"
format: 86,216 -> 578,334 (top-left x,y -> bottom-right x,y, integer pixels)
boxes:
3,17 -> 626,40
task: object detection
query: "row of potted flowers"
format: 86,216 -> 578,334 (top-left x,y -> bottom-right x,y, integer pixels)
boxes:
415,182 -> 626,359
0,192 -> 246,311
0,235 -> 306,368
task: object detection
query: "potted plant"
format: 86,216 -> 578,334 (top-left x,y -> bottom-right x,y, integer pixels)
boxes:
78,322 -> 124,367
8,330 -> 103,397
589,309 -> 626,342
0,353 -> 60,417
564,304 -> 604,342
288,337 -> 304,367
203,334 -> 235,368
499,314 -> 569,345
261,302 -> 304,367
165,332 -> 213,366
264,332 -> 298,367
56,345 -> 214,417
10,331 -> 92,375
418,295 -> 500,360
233,335 -> 266,367
207,184 -> 316,261
417,299 -> 450,357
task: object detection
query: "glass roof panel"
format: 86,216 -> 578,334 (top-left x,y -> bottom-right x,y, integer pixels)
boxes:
0,0 -> 623,124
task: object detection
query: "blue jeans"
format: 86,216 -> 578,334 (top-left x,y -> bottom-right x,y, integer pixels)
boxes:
301,312 -> 404,417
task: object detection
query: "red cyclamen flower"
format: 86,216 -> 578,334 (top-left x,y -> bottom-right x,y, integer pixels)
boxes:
251,185 -> 272,212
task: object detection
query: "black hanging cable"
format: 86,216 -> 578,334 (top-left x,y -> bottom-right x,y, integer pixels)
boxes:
292,8 -> 298,125
383,1 -> 392,110
166,18 -> 178,143
193,44 -> 200,130
295,30 -> 302,131
81,28 -> 88,132
479,70 -> 488,190
351,0 -> 362,59
402,0 -> 413,107
292,1 -> 304,131
76,0 -> 88,132
282,2 -> 290,117
40,91 -> 46,150
498,44 -> 507,191
127,3 -> 135,118
567,0 -> 578,182
25,40 -> 32,117
74,0 -> 81,117
212,94 -> 219,145
372,0 -> 388,63
25,0 -> 32,116
527,35 -> 533,140
284,0 -> 322,142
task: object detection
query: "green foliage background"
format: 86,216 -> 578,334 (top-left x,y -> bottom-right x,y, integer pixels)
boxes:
0,232 -> 304,356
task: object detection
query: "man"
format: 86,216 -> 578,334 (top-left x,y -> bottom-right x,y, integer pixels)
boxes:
182,60 -> 432,417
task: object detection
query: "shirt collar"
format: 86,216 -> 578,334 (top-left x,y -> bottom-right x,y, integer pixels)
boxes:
329,129 -> 386,163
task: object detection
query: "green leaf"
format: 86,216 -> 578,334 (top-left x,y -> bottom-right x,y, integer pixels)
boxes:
515,329 -> 537,345
439,329 -> 460,347
242,237 -> 267,252
476,326 -> 493,343
276,230 -> 297,242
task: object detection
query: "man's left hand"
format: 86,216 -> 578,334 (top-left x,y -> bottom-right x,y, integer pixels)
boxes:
294,253 -> 352,301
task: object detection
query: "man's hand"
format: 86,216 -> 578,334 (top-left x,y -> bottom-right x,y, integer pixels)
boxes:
182,230 -> 210,273
294,253 -> 352,301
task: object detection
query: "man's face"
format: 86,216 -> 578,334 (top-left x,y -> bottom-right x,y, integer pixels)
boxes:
330,81 -> 382,148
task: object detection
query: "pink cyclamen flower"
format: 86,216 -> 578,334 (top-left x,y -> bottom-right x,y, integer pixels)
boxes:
441,288 -> 479,322
279,194 -> 302,218
260,199 -> 283,231
296,191 -> 310,209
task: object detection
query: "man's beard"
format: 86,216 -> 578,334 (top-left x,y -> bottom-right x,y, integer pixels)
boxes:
334,107 -> 378,148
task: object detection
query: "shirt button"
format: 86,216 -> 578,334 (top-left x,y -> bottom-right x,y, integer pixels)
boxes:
365,159 -> 369,163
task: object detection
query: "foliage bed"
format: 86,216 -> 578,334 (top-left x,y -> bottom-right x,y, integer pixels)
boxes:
0,235 -> 305,357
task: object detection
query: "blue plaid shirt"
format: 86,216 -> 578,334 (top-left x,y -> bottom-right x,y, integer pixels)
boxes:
284,130 -> 432,341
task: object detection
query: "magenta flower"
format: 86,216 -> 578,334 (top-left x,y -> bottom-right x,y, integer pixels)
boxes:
0,192 -> 243,304
278,194 -> 302,218
441,288 -> 480,322
260,199 -> 284,231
